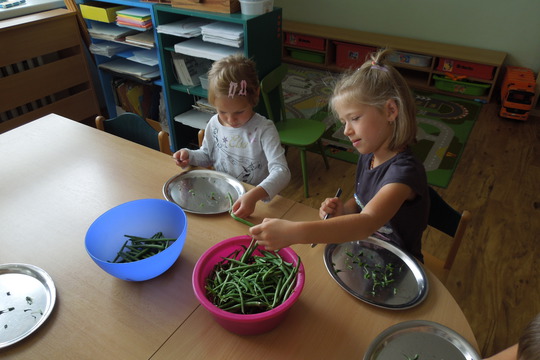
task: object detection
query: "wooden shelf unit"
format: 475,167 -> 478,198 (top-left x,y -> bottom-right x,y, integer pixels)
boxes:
282,20 -> 507,103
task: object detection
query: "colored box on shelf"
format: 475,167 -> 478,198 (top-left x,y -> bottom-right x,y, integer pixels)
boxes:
433,75 -> 491,96
171,0 -> 240,14
290,49 -> 325,64
436,58 -> 495,80
284,32 -> 326,51
334,41 -> 377,69
80,1 -> 128,23
388,51 -> 432,67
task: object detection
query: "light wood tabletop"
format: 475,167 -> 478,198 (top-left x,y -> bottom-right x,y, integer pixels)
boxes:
1,114 -> 478,359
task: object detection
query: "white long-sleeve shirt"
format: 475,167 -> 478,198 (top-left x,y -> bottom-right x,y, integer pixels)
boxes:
184,113 -> 290,200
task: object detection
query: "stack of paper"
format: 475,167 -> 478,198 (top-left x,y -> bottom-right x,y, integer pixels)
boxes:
88,22 -> 138,41
119,48 -> 159,67
99,59 -> 160,82
200,22 -> 244,48
125,31 -> 155,48
116,8 -> 153,31
171,53 -> 212,86
89,42 -> 132,58
174,38 -> 241,61
156,18 -> 213,38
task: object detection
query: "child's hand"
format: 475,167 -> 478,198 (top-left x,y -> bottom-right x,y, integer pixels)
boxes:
172,149 -> 190,168
319,197 -> 344,219
231,191 -> 257,219
249,218 -> 297,251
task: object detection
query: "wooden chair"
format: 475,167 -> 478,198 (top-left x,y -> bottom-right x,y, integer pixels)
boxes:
423,187 -> 472,283
260,64 -> 329,198
95,113 -> 171,155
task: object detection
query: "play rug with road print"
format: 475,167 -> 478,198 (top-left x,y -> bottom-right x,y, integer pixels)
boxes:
283,65 -> 483,188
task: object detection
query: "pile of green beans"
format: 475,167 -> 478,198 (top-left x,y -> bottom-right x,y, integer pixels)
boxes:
205,239 -> 301,315
111,232 -> 176,263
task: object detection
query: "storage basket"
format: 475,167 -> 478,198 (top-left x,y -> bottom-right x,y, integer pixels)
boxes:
290,49 -> 325,64
436,58 -> 495,80
433,75 -> 491,96
388,51 -> 432,67
285,32 -> 325,51
334,41 -> 376,69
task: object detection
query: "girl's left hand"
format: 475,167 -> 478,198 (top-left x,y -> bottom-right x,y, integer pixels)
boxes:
249,218 -> 297,251
231,194 -> 256,219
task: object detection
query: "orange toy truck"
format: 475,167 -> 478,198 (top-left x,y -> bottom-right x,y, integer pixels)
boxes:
500,66 -> 536,121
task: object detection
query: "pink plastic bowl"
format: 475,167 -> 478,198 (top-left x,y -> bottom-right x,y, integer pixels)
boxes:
192,235 -> 305,335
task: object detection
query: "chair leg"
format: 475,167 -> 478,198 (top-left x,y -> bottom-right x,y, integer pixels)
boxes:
300,149 -> 309,198
317,139 -> 329,170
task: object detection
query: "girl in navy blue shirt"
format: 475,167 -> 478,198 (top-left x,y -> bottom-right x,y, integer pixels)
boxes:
250,48 -> 429,261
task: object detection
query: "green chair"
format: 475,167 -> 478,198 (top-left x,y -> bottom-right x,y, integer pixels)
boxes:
95,113 -> 171,155
260,64 -> 329,198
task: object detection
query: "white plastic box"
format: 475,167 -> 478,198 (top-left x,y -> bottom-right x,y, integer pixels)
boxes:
239,0 -> 273,15
389,51 -> 432,67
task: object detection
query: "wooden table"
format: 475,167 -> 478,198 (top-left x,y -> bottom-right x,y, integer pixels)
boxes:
0,114 -> 478,358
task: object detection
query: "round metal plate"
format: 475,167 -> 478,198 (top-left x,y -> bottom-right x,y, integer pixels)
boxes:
0,263 -> 56,348
324,237 -> 428,309
364,320 -> 481,360
163,169 -> 245,214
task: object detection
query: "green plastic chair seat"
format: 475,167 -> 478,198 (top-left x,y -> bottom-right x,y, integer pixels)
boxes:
260,64 -> 329,198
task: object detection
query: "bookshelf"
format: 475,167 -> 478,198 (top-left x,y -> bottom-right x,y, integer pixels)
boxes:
153,5 -> 282,150
80,0 -> 164,120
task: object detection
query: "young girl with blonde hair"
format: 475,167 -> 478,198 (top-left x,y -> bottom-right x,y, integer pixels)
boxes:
250,48 -> 429,260
173,54 -> 290,218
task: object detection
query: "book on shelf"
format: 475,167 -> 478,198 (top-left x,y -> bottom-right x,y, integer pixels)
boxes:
171,53 -> 212,87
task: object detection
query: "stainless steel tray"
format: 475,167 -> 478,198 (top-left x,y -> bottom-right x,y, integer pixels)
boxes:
163,169 -> 245,214
324,237 -> 428,309
0,263 -> 56,348
364,320 -> 481,360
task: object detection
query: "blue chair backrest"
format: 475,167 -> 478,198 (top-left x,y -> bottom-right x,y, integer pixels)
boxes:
102,113 -> 160,151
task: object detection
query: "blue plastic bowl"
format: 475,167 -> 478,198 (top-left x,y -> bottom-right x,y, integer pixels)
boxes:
85,199 -> 188,281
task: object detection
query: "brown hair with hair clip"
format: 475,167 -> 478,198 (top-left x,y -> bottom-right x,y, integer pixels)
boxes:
207,54 -> 260,107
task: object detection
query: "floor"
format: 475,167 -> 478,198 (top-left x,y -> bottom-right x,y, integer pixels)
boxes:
279,102 -> 540,357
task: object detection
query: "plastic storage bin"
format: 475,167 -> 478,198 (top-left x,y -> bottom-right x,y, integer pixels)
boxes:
199,75 -> 208,90
239,0 -> 273,15
388,51 -> 432,67
334,41 -> 377,69
80,1 -> 128,23
437,58 -> 495,80
433,75 -> 491,96
290,49 -> 325,64
285,32 -> 325,51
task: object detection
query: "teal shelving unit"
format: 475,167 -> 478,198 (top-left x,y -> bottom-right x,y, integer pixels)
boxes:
81,0 -> 165,120
153,5 -> 282,150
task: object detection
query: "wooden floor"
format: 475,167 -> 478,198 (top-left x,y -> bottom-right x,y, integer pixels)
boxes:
279,103 -> 540,357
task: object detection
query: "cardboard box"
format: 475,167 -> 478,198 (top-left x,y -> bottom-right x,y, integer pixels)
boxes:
437,58 -> 495,80
80,1 -> 128,23
285,32 -> 325,51
171,0 -> 240,14
334,41 -> 376,69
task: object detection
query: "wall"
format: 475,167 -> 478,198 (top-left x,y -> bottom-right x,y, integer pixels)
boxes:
275,0 -> 540,73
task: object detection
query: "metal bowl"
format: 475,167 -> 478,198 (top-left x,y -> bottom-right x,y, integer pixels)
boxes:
163,169 -> 245,214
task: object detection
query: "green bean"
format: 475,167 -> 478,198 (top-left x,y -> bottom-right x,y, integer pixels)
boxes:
227,193 -> 255,227
205,242 -> 301,315
110,232 -> 176,263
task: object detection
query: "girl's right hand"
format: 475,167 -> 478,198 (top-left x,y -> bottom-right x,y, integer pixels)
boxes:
172,149 -> 190,168
319,197 -> 344,219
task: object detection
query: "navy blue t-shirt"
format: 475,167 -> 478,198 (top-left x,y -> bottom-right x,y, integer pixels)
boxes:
354,149 -> 429,261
